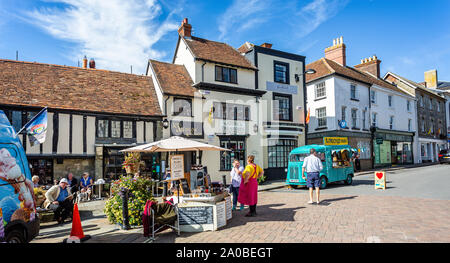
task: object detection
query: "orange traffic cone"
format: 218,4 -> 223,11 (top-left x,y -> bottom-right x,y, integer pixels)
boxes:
63,203 -> 90,243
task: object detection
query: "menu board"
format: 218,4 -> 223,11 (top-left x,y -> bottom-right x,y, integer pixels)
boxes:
215,201 -> 227,229
179,178 -> 191,194
178,206 -> 213,225
225,195 -> 232,221
170,154 -> 184,180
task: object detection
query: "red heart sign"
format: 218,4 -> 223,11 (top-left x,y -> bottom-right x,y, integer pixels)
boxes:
376,172 -> 383,179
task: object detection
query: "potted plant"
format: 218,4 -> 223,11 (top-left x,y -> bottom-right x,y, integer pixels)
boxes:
122,152 -> 144,174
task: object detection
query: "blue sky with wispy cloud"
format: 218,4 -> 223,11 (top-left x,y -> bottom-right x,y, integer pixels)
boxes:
0,0 -> 449,83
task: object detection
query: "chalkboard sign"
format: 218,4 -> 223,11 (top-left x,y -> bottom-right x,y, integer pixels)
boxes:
179,178 -> 191,194
178,206 -> 213,225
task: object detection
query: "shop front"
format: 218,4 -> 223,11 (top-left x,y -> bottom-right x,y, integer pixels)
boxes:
372,128 -> 414,167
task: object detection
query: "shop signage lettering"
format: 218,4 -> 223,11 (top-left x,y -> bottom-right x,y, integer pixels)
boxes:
323,137 -> 348,145
266,81 -> 298,94
178,206 -> 213,225
374,171 -> 386,190
170,154 -> 184,180
170,121 -> 203,138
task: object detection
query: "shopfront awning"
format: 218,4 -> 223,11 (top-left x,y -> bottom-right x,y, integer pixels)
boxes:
119,136 -> 230,153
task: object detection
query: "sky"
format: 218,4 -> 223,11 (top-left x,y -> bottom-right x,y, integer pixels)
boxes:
0,0 -> 449,83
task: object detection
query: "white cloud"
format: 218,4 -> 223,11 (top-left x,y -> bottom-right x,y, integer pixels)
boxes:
24,0 -> 180,74
295,0 -> 349,38
218,0 -> 271,41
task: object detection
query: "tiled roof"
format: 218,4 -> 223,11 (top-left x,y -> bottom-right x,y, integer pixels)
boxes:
183,36 -> 257,70
149,60 -> 195,97
385,71 -> 444,98
306,58 -> 411,96
0,59 -> 162,117
306,58 -> 371,85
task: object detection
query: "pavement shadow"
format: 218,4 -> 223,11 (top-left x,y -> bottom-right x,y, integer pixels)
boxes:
35,224 -> 101,240
317,195 -> 358,206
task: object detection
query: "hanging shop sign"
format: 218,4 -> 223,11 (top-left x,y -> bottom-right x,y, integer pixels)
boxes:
374,171 -> 386,190
323,137 -> 348,146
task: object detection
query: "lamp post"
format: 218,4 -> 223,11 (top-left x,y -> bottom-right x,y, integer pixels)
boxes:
162,119 -> 169,129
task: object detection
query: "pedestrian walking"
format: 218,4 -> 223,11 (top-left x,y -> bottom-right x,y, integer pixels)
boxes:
238,155 -> 264,217
229,159 -> 244,211
302,148 -> 323,204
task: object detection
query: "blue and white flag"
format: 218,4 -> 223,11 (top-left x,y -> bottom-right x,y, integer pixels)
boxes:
22,107 -> 48,146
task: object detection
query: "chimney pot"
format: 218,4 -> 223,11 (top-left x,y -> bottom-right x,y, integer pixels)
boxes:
325,36 -> 346,66
89,58 -> 96,69
178,18 -> 192,38
261,43 -> 272,49
82,56 -> 88,69
355,55 -> 381,78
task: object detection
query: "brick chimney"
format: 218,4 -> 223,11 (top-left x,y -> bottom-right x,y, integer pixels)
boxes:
89,58 -> 96,69
424,69 -> 438,88
354,55 -> 381,78
178,18 -> 192,38
260,43 -> 272,49
324,36 -> 346,66
82,56 -> 88,69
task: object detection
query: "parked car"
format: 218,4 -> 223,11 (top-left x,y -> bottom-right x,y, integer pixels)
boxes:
438,149 -> 450,164
0,110 -> 40,243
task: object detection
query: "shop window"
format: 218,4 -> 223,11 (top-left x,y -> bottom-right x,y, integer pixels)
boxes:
268,139 -> 297,168
273,94 -> 292,121
219,138 -> 245,171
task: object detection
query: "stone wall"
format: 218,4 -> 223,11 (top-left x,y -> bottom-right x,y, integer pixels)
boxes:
53,158 -> 95,181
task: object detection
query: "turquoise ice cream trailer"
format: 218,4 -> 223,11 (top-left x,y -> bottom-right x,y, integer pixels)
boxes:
286,144 -> 355,189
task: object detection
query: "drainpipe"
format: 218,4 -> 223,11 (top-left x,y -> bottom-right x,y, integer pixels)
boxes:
201,62 -> 206,82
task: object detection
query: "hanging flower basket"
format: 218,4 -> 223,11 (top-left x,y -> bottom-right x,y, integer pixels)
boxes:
122,153 -> 144,175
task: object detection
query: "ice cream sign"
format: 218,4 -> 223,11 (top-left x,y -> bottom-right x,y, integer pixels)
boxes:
374,171 -> 386,190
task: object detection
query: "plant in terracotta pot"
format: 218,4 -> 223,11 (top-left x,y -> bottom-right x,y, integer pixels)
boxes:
122,152 -> 144,174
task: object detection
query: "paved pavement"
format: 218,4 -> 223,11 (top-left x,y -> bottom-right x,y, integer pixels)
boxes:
31,164 -> 450,243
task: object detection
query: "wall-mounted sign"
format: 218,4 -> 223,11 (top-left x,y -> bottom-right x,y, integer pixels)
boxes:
323,137 -> 348,145
338,120 -> 347,129
266,81 -> 298,94
374,171 -> 386,190
170,120 -> 203,138
170,154 -> 184,180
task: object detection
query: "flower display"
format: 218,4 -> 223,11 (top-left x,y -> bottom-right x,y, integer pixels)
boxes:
104,175 -> 154,226
122,152 -> 145,174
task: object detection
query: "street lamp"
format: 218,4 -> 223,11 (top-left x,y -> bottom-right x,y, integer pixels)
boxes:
295,69 -> 316,82
162,119 -> 169,129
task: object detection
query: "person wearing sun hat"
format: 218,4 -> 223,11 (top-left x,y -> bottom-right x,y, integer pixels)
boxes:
44,178 -> 73,224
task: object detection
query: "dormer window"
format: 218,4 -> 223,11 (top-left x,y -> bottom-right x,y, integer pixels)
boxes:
215,65 -> 237,84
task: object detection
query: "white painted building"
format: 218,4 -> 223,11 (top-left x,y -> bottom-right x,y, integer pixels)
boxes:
306,38 -> 417,169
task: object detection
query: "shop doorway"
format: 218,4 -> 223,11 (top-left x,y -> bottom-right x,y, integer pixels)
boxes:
29,158 -> 54,185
